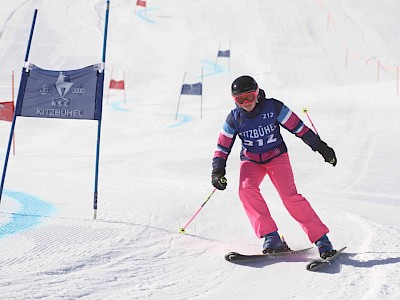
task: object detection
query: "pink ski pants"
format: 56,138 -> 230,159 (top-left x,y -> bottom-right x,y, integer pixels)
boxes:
238,153 -> 329,243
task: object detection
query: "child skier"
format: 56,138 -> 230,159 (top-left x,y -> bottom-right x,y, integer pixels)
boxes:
211,75 -> 337,259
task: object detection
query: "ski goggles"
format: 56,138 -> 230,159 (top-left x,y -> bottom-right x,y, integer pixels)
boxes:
233,88 -> 259,105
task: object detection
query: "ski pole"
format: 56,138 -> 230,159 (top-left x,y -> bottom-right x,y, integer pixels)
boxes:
302,107 -> 319,136
179,187 -> 217,234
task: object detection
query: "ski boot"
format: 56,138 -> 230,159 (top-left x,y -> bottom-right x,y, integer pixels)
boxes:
315,234 -> 337,259
262,231 -> 291,254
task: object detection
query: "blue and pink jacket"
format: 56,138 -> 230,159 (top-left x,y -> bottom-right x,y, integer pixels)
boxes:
212,90 -> 321,169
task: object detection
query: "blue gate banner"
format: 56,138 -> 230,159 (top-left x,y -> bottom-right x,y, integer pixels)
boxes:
16,64 -> 103,120
181,82 -> 202,96
217,50 -> 230,57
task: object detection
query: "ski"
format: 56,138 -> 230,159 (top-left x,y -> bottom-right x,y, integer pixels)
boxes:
225,247 -> 313,263
306,247 -> 347,271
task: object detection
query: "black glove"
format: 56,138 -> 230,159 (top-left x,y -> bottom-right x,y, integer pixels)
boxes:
211,168 -> 227,190
316,141 -> 337,166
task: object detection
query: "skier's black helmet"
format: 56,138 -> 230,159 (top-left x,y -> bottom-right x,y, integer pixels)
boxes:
231,75 -> 258,96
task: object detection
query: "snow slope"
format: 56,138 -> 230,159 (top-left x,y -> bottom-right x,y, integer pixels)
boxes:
0,0 -> 399,299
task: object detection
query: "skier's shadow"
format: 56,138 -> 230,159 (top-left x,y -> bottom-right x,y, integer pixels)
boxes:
314,252 -> 400,274
340,252 -> 400,268
228,252 -> 400,274
228,253 -> 313,269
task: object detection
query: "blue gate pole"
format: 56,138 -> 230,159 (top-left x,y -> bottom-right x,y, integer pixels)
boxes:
0,9 -> 38,203
93,1 -> 110,219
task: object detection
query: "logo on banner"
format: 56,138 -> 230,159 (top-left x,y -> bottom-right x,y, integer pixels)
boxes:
35,72 -> 88,118
38,72 -> 87,110
40,84 -> 50,95
52,72 -> 73,106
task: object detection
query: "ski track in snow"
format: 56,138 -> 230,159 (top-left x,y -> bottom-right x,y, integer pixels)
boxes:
341,212 -> 400,298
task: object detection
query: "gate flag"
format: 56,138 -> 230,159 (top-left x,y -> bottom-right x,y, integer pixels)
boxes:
106,68 -> 126,104
217,50 -> 230,57
175,69 -> 204,120
0,101 -> 14,122
137,0 -> 146,7
181,82 -> 202,96
16,64 -> 103,120
109,79 -> 125,90
215,41 -> 231,71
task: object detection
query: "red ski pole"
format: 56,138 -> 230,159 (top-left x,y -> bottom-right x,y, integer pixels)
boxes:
179,187 -> 218,234
302,107 -> 319,136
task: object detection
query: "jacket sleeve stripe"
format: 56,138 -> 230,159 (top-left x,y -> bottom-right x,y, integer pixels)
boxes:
293,122 -> 305,134
222,122 -> 236,137
218,132 -> 234,149
295,125 -> 309,137
216,144 -> 230,154
278,106 -> 292,124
